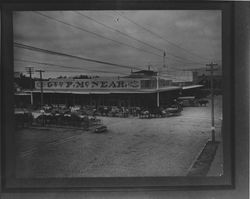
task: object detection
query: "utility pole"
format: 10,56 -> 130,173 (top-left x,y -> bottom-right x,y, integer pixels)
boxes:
25,67 -> 34,106
206,62 -> 218,142
36,70 -> 45,108
36,70 -> 45,126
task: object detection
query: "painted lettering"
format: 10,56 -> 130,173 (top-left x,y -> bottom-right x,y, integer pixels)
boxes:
47,82 -> 53,88
91,81 -> 99,88
75,81 -> 85,88
59,82 -> 64,87
101,81 -> 108,88
85,81 -> 89,88
109,81 -> 116,88
66,82 -> 73,88
117,81 -> 125,88
35,79 -> 141,90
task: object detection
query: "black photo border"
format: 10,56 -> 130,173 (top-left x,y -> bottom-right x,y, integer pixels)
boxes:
1,1 -> 234,192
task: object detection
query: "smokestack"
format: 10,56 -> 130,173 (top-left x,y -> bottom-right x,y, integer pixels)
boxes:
148,65 -> 151,71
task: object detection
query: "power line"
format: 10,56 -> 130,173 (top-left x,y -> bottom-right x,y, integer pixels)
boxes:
115,11 -> 210,62
32,11 -> 205,66
74,11 -> 207,65
166,53 -> 205,65
16,69 -> 127,75
76,10 -> 207,65
16,69 -> 188,82
14,42 -> 143,71
17,70 -> 128,76
15,57 -> 196,81
34,11 -> 162,58
16,66 -> 193,83
149,62 -> 205,73
74,11 -> 163,53
116,11 -> 209,61
18,69 -> 128,75
14,58 -> 130,75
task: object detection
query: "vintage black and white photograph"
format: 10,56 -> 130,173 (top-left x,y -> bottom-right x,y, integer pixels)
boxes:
13,10 -> 223,178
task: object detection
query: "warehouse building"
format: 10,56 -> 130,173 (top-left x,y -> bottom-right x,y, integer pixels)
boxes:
15,70 -> 202,108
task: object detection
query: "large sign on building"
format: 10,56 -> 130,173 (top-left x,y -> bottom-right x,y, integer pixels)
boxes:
35,78 -> 141,90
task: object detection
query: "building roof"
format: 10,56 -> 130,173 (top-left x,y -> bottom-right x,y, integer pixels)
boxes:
128,70 -> 157,78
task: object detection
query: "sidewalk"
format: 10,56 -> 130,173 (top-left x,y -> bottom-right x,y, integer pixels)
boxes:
207,141 -> 223,176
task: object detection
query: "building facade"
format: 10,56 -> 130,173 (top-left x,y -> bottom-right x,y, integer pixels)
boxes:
15,70 -> 201,108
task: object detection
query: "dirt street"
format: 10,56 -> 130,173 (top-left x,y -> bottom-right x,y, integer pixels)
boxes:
15,96 -> 222,178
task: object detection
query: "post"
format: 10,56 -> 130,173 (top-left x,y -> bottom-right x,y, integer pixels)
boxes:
206,62 -> 218,142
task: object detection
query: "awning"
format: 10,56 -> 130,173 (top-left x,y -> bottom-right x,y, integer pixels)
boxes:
182,85 -> 204,90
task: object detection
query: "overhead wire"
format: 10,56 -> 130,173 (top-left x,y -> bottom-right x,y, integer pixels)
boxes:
34,11 -> 163,58
14,58 -> 130,75
115,11 -> 210,62
74,11 -> 206,65
14,43 -> 199,82
33,11 -> 207,70
15,11 -> 208,82
15,58 -> 191,82
14,42 -> 144,71
74,11 -> 163,52
35,11 -> 206,65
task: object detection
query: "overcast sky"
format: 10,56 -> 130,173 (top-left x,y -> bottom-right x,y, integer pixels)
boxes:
13,10 -> 221,79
